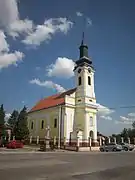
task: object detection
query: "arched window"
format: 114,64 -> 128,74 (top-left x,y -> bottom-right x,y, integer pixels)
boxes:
41,120 -> 44,129
90,116 -> 93,126
89,130 -> 94,139
54,118 -> 57,128
78,76 -> 81,86
31,122 -> 34,129
88,76 -> 91,85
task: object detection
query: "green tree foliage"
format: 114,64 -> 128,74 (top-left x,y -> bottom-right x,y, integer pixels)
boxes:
8,110 -> 19,128
0,104 -> 5,126
121,128 -> 129,139
8,110 -> 19,135
14,106 -> 29,140
0,104 -> 6,137
132,121 -> 135,129
111,125 -> 135,144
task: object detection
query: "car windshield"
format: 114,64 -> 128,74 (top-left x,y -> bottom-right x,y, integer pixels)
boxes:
106,143 -> 116,145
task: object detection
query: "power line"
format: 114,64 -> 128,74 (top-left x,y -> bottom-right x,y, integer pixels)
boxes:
98,105 -> 135,110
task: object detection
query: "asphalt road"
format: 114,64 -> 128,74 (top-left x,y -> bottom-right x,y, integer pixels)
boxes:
0,151 -> 135,180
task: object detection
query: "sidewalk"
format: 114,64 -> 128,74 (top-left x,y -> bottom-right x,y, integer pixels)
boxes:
0,145 -> 40,153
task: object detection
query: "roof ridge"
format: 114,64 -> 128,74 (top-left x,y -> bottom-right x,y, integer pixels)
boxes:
29,87 -> 76,113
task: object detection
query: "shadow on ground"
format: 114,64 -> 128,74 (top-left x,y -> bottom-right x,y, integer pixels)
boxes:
73,166 -> 135,180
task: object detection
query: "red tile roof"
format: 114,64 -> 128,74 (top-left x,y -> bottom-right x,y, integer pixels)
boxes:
29,88 -> 76,113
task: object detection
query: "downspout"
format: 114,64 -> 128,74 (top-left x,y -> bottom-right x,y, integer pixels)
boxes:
58,105 -> 62,149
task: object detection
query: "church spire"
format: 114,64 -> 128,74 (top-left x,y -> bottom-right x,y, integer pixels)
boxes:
74,31 -> 93,71
81,31 -> 85,45
79,32 -> 89,59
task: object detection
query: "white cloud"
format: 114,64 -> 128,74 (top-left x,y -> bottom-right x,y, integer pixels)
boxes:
97,104 -> 114,116
9,19 -> 34,38
0,0 -> 18,28
128,113 -> 135,117
115,115 -> 135,125
22,18 -> 73,46
0,51 -> 24,69
76,12 -> 92,26
0,0 -> 73,45
115,120 -> 132,125
46,57 -> 75,78
120,115 -> 135,122
87,18 -> 92,26
100,115 -> 112,121
0,31 -> 9,52
29,78 -> 66,93
5,113 -> 11,122
76,12 -> 83,17
0,30 -> 24,69
35,67 -> 41,71
0,0 -> 34,37
120,116 -> 130,121
97,104 -> 114,121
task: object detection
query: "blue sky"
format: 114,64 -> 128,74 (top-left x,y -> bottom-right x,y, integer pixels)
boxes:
0,0 -> 135,135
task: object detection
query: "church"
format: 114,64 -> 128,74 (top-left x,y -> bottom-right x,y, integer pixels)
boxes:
28,37 -> 99,147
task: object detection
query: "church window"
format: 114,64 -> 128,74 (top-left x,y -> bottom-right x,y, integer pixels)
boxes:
54,118 -> 57,128
78,76 -> 81,85
41,120 -> 44,129
31,122 -> 34,129
88,68 -> 91,73
88,76 -> 91,85
90,116 -> 93,126
78,69 -> 81,73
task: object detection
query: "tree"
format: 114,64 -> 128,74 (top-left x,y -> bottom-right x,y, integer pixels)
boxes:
132,121 -> 135,129
0,104 -> 6,138
0,104 -> 5,126
120,128 -> 129,141
15,106 -> 29,140
8,110 -> 19,135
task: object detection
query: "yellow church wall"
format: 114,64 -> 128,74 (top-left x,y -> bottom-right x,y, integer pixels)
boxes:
28,106 -> 66,138
74,108 -> 85,131
65,95 -> 75,106
64,105 -> 75,140
49,111 -> 59,138
28,106 -> 64,139
74,107 -> 97,131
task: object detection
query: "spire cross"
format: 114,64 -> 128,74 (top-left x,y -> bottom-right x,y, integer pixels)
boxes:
81,16 -> 87,45
81,31 -> 84,45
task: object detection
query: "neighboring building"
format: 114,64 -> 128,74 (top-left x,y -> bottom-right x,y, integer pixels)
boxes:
0,124 -> 12,138
28,37 -> 99,146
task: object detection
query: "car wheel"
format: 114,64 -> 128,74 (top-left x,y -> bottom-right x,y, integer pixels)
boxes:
124,147 -> 128,151
113,148 -> 117,152
100,148 -> 104,152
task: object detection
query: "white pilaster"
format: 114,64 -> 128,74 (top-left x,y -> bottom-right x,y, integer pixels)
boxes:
84,111 -> 89,141
93,114 -> 97,142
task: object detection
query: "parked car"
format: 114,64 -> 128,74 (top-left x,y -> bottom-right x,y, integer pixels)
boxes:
100,143 -> 123,152
6,140 -> 24,149
119,143 -> 134,151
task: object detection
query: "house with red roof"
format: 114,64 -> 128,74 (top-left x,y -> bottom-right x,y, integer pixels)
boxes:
28,37 -> 99,147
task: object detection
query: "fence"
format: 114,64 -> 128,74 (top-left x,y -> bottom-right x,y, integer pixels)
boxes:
2,135 -> 135,151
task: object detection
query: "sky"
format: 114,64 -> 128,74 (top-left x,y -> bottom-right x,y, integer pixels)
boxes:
0,0 -> 135,135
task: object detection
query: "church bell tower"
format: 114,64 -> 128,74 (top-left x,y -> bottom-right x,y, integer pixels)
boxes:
73,33 -> 98,146
74,33 -> 95,100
